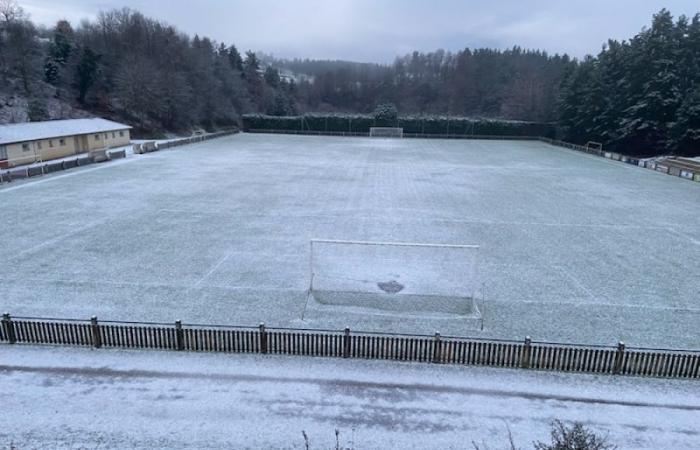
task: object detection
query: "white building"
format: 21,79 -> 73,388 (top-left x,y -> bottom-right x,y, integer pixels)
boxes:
0,118 -> 132,168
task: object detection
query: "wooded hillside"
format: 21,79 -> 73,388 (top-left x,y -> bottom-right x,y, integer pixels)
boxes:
1,1 -> 698,155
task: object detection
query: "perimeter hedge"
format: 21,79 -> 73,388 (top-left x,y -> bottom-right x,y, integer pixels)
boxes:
242,114 -> 556,138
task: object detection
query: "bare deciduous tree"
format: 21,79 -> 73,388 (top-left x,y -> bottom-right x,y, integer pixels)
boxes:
0,0 -> 24,23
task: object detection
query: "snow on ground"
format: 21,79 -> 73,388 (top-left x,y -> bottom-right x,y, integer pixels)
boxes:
1,135 -> 194,175
0,135 -> 205,186
0,144 -> 132,174
0,345 -> 698,449
1,134 -> 699,347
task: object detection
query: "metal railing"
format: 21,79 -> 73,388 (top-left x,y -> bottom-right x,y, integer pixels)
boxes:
2,313 -> 698,379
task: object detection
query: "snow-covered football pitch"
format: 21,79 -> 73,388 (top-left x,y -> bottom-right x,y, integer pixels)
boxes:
2,133 -> 699,348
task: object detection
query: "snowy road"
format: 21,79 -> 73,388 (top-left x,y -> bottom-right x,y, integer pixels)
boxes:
1,346 -> 698,449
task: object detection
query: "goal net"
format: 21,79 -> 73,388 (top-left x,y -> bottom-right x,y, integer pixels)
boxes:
305,239 -> 482,322
369,127 -> 404,138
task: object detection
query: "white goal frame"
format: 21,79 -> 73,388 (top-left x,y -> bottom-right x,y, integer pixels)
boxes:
305,239 -> 482,326
586,141 -> 603,152
369,127 -> 404,138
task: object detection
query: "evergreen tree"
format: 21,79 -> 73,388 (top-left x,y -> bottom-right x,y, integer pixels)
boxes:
44,20 -> 73,85
243,51 -> 264,106
264,66 -> 280,87
243,51 -> 261,79
74,47 -> 100,104
669,87 -> 700,155
594,40 -> 629,147
559,8 -> 700,156
227,45 -> 243,71
618,10 -> 682,154
558,58 -> 598,143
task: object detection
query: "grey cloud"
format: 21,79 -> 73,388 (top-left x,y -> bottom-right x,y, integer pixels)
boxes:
21,0 -> 700,61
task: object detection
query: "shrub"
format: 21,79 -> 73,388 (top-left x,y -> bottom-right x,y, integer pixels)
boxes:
28,99 -> 49,122
534,420 -> 616,450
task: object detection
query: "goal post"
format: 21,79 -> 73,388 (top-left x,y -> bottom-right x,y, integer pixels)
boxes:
369,127 -> 404,138
586,141 -> 603,152
305,239 -> 482,324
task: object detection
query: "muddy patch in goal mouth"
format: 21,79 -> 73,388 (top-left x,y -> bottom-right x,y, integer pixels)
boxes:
377,280 -> 404,294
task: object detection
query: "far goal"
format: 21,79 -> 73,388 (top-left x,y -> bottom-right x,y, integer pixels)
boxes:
369,127 -> 404,138
304,239 -> 482,327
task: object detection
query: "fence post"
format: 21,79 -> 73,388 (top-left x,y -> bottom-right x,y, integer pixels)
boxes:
613,341 -> 625,374
175,320 -> 184,351
343,327 -> 351,358
90,316 -> 102,348
520,336 -> 532,368
259,323 -> 268,354
432,332 -> 442,363
2,313 -> 16,344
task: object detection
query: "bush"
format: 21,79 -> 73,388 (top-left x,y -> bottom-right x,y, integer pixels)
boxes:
534,420 -> 616,450
373,103 -> 398,127
28,99 -> 49,122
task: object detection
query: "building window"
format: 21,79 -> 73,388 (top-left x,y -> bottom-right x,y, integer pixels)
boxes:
95,134 -> 101,140
0,145 -> 7,160
22,143 -> 30,152
112,132 -> 116,138
37,141 -> 42,149
49,140 -> 53,148
119,131 -> 124,137
59,139 -> 65,145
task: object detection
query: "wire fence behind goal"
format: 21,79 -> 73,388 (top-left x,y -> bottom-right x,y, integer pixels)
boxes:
369,127 -> 404,138
307,239 -> 481,322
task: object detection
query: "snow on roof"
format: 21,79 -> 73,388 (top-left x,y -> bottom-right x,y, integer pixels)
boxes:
0,118 -> 132,145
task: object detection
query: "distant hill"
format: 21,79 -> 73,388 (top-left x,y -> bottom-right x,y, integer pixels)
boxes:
1,1 -> 698,155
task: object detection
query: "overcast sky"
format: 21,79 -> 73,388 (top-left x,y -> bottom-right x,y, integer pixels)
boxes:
21,0 -> 700,62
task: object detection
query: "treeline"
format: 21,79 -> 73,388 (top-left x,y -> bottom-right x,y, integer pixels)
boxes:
1,1 -> 699,155
559,9 -> 700,156
272,49 -> 572,122
0,4 -> 297,133
1,1 -> 569,134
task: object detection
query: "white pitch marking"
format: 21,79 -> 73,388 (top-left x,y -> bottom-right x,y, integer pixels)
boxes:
539,142 -> 642,172
11,219 -> 107,260
555,264 -> 599,301
155,208 -> 667,231
4,276 -> 299,292
488,298 -> 700,313
667,227 -> 700,246
190,252 -> 234,290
